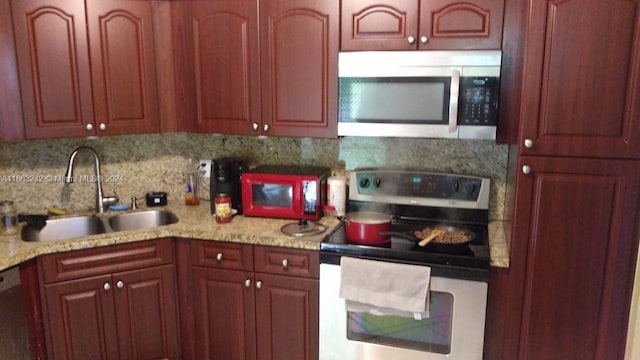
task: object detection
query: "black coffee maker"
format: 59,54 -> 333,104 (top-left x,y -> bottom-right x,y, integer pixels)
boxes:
210,158 -> 246,215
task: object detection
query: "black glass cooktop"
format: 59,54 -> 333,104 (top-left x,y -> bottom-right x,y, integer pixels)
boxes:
320,220 -> 490,281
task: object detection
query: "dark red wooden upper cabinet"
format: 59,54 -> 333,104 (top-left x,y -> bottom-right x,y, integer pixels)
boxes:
260,0 -> 339,139
518,0 -> 640,159
340,0 -> 504,51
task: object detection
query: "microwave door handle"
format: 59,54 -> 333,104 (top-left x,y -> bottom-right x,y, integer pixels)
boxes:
449,70 -> 461,132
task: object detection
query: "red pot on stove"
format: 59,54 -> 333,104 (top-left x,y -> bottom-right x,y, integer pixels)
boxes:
344,211 -> 393,244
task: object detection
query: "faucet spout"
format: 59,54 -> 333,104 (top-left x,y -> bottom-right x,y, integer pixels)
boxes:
64,146 -> 118,213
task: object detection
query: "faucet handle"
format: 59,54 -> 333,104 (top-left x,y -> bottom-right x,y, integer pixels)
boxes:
102,195 -> 119,208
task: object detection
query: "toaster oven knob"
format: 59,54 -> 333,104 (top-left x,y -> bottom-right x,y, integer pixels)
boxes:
420,36 -> 429,44
407,36 -> 416,44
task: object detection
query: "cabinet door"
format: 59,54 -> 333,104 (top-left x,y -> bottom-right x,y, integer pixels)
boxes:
506,157 -> 640,360
260,0 -> 338,138
44,274 -> 119,360
193,267 -> 257,360
255,273 -> 319,360
418,0 -> 504,50
113,265 -> 180,360
86,0 -> 160,135
172,0 -> 260,135
340,0 -> 419,51
519,0 -> 640,159
11,0 -> 95,139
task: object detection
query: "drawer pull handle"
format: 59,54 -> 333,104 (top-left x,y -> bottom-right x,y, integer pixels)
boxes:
256,280 -> 262,289
282,259 -> 289,269
116,281 -> 124,289
245,279 -> 251,288
103,282 -> 111,291
522,165 -> 532,175
216,253 -> 223,262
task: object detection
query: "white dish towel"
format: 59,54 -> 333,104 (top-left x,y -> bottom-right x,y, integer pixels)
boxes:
339,257 -> 431,320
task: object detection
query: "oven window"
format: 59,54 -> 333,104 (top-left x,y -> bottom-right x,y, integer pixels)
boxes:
251,184 -> 293,208
346,291 -> 453,354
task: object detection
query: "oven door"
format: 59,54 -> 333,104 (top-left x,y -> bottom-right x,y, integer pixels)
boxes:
319,262 -> 488,360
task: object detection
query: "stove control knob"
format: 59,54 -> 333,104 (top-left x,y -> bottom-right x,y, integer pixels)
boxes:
359,177 -> 370,188
374,177 -> 383,188
453,180 -> 460,192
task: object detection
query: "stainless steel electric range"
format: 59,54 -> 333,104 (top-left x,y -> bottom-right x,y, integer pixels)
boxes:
319,169 -> 491,360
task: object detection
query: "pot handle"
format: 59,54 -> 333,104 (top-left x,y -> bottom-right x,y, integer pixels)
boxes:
379,231 -> 416,242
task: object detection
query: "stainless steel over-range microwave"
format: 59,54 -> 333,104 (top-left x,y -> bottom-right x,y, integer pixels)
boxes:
338,50 -> 502,140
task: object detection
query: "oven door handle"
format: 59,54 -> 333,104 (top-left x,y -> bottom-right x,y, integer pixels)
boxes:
449,70 -> 461,133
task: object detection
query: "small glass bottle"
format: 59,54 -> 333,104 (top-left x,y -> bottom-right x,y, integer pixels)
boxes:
1,200 -> 17,235
214,193 -> 232,224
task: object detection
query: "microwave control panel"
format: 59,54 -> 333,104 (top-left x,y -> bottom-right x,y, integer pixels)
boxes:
458,77 -> 499,126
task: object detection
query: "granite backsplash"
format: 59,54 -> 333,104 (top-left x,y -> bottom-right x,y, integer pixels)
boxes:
0,133 -> 508,220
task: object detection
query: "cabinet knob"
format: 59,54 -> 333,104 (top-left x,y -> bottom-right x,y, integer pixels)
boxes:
245,279 -> 251,288
252,122 -> 259,131
524,139 -> 534,148
256,280 -> 262,289
420,36 -> 428,44
85,124 -> 94,132
407,36 -> 416,44
263,123 -> 270,132
116,281 -> 124,289
216,252 -> 223,262
522,165 -> 532,174
98,123 -> 106,131
282,259 -> 288,269
103,282 -> 111,291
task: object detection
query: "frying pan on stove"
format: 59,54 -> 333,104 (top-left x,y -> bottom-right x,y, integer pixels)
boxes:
381,225 -> 475,253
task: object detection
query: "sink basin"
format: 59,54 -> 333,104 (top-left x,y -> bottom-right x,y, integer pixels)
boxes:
108,210 -> 179,232
21,216 -> 106,242
20,210 -> 179,242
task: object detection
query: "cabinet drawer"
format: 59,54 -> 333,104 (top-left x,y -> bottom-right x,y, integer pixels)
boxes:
254,246 -> 319,279
191,241 -> 253,271
40,239 -> 174,284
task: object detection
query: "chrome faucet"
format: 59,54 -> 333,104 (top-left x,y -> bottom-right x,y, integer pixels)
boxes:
64,146 -> 118,213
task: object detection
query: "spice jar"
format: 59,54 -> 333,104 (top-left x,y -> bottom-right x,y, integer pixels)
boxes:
214,193 -> 232,224
1,201 -> 17,235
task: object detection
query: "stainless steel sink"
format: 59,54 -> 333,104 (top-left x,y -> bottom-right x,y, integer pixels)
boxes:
20,210 -> 179,242
108,210 -> 179,232
21,215 -> 106,242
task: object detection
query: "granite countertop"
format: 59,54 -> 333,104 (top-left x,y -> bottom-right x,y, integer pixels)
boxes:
0,204 -> 509,272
